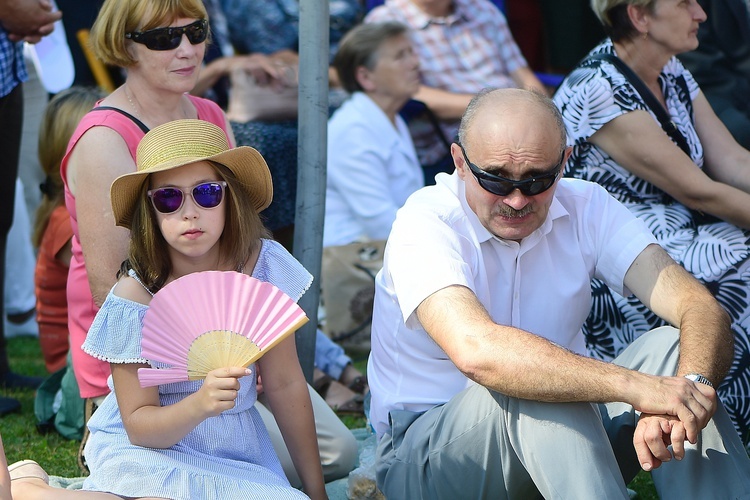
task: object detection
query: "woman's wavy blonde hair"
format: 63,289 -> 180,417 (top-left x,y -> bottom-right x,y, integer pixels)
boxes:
90,0 -> 208,68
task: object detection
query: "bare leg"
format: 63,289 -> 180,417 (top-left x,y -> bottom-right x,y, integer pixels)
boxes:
0,434 -> 11,500
12,477 -> 140,499
2,435 -> 163,500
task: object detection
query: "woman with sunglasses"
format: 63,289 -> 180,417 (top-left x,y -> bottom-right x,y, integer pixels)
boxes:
553,0 -> 750,447
59,0 -> 356,484
9,119 -> 327,499
61,0 -> 224,414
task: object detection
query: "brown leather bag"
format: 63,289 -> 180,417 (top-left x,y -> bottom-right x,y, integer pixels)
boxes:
320,240 -> 386,352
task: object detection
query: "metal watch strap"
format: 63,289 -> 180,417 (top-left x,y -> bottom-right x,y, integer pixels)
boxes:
684,373 -> 713,388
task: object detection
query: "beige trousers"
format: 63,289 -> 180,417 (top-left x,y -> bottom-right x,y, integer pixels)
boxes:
256,383 -> 358,488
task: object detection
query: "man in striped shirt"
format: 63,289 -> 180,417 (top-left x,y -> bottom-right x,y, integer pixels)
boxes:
365,0 -> 547,172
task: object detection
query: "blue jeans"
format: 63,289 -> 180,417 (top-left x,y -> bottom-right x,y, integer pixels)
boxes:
314,329 -> 351,381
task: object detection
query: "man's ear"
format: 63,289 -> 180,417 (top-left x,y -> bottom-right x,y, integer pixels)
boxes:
451,143 -> 467,180
562,145 -> 573,166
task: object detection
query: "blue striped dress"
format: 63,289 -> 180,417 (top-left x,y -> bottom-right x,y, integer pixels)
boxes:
81,239 -> 313,499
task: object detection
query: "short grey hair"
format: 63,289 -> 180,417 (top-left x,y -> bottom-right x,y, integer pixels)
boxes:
333,21 -> 410,94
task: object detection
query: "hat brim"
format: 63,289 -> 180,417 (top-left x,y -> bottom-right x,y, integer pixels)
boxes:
111,146 -> 273,229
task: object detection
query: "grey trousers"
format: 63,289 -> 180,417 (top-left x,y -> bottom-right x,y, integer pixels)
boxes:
376,327 -> 750,499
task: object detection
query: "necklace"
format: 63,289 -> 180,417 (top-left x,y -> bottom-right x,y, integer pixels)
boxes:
123,84 -> 193,122
123,84 -> 141,120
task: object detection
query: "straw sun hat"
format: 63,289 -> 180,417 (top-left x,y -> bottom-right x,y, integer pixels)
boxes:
110,119 -> 273,229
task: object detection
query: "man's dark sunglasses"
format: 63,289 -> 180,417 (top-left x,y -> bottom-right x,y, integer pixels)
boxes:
125,19 -> 208,51
458,143 -> 564,197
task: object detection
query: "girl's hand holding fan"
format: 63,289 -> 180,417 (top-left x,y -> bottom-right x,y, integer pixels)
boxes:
138,271 -> 309,388
195,366 -> 251,418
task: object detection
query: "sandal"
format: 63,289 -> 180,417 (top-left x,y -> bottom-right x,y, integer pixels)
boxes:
347,375 -> 368,395
313,373 -> 365,415
331,394 -> 365,415
8,460 -> 49,484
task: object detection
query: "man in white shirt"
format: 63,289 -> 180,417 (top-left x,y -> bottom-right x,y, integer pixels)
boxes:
368,88 -> 750,498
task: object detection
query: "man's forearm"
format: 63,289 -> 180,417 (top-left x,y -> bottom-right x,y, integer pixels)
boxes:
626,244 -> 734,385
674,292 -> 732,385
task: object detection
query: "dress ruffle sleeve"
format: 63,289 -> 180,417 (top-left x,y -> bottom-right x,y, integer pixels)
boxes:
82,290 -> 149,364
252,239 -> 313,302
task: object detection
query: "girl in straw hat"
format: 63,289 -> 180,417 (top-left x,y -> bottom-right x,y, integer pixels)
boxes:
60,0 -> 355,483
8,119 -> 327,500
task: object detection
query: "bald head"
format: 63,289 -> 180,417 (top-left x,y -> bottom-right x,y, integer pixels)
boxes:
452,88 -> 569,241
457,88 -> 567,156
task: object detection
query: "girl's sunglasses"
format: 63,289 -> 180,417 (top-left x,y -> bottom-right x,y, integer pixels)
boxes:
148,181 -> 227,214
458,143 -> 563,197
125,19 -> 208,51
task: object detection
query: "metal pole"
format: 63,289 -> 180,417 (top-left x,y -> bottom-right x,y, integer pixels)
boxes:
294,0 -> 329,383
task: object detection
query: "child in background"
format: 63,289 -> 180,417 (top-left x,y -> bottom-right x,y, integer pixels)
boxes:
33,87 -> 103,373
9,120 -> 327,499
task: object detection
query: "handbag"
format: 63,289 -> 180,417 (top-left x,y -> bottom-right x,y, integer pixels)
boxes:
34,355 -> 85,441
320,240 -> 386,351
226,65 -> 298,123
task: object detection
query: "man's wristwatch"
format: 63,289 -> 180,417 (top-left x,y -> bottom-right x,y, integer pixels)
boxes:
684,373 -> 713,388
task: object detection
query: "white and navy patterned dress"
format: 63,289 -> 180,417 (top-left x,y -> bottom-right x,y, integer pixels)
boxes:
554,39 -> 750,446
80,239 -> 313,499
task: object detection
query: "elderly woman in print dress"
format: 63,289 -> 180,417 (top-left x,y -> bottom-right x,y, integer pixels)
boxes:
554,0 -> 750,447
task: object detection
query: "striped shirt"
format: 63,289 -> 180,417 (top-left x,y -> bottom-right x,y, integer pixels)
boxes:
366,0 -> 528,165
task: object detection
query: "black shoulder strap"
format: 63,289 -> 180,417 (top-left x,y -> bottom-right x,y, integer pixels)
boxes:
91,106 -> 150,134
585,53 -> 691,156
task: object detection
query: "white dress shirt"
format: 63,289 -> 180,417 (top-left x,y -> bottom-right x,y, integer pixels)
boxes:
368,173 -> 658,437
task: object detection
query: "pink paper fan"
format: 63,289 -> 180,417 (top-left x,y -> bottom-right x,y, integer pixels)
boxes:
137,271 -> 308,388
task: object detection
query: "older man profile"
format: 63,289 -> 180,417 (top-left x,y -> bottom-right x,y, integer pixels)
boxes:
367,88 -> 750,499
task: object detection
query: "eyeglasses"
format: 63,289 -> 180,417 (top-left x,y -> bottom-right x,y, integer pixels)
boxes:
458,143 -> 564,197
125,19 -> 208,51
148,181 -> 227,214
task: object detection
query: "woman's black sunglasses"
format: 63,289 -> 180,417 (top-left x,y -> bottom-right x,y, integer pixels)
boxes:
458,143 -> 564,197
125,19 -> 208,51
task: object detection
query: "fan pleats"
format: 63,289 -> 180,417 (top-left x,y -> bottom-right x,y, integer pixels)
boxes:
137,271 -> 308,388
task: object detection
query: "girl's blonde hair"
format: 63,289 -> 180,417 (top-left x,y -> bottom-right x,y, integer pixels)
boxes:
33,86 -> 103,247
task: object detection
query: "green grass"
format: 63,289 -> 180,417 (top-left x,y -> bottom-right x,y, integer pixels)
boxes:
2,337 -> 80,477
1,338 -> 658,498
